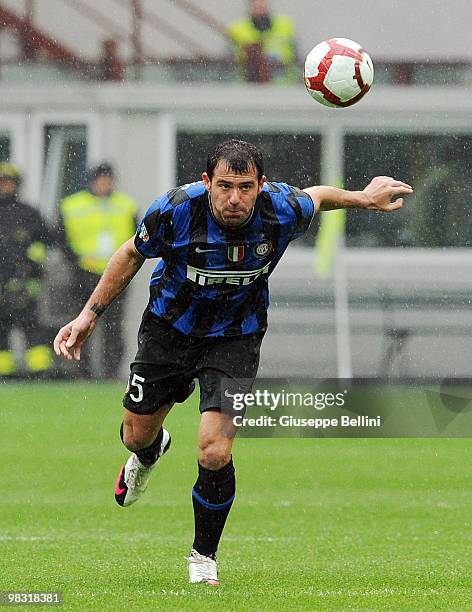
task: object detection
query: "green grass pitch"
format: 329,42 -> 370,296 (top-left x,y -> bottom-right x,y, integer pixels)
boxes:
1,382 -> 472,610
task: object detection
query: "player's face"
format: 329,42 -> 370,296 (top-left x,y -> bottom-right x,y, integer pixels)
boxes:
202,161 -> 266,227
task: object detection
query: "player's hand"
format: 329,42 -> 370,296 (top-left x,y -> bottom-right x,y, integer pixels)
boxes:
362,176 -> 413,212
53,313 -> 97,361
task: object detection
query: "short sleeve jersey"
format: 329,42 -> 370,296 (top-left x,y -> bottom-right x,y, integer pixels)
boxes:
135,180 -> 314,337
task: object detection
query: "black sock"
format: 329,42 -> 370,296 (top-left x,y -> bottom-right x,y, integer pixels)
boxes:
192,459 -> 235,559
119,422 -> 164,467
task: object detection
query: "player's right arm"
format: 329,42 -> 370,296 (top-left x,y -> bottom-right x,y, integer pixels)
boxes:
53,237 -> 145,361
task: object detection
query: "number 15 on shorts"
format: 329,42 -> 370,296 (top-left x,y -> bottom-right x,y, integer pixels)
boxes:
129,374 -> 145,402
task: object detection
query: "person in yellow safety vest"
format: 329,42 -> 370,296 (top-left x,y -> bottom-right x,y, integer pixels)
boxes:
0,163 -> 54,378
227,0 -> 297,84
59,163 -> 137,378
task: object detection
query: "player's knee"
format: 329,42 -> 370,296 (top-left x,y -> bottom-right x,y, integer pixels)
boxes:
121,426 -> 153,452
122,432 -> 142,451
198,439 -> 231,470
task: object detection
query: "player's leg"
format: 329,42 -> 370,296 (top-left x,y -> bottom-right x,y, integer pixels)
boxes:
188,409 -> 237,586
188,331 -> 264,585
121,375 -> 196,454
120,368 -> 196,464
121,404 -> 173,458
116,310 -> 196,506
115,403 -> 174,507
116,372 -> 196,507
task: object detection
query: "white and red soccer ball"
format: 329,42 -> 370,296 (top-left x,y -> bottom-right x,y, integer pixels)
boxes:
304,38 -> 374,108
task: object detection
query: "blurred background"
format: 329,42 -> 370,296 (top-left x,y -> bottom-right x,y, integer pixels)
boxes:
1,0 -> 472,380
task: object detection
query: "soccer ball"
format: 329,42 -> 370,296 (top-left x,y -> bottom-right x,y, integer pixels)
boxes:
304,38 -> 374,108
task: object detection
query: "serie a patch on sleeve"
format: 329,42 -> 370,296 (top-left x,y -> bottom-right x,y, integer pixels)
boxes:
138,223 -> 149,242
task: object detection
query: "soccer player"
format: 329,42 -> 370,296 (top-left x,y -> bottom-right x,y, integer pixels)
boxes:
53,140 -> 412,586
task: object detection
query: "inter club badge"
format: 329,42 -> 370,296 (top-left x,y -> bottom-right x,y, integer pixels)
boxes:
227,245 -> 245,262
254,240 -> 272,258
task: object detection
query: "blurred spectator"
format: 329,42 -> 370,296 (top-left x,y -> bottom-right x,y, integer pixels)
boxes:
227,0 -> 297,83
0,163 -> 53,377
59,163 -> 137,378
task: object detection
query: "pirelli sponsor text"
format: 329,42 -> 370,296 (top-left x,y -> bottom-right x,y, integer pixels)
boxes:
187,263 -> 270,286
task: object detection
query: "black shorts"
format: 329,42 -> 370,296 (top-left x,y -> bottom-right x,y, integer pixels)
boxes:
123,310 -> 265,415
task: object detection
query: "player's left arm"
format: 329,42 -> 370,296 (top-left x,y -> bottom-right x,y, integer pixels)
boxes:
53,238 -> 144,361
303,176 -> 413,213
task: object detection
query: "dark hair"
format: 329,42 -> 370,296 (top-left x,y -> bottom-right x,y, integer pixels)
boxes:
87,162 -> 114,182
207,139 -> 264,181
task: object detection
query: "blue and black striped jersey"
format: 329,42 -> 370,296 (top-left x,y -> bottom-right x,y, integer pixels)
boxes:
135,180 -> 315,337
